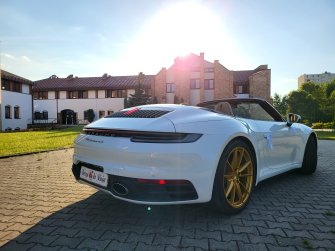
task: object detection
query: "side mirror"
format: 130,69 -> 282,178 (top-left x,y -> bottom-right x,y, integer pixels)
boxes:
287,113 -> 301,127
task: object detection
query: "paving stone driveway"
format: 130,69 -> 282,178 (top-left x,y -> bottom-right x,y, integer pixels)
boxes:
0,140 -> 334,251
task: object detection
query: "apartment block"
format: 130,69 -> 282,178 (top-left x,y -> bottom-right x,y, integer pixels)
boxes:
298,71 -> 335,88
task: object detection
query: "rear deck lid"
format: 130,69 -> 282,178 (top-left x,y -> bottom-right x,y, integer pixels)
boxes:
85,107 -> 176,132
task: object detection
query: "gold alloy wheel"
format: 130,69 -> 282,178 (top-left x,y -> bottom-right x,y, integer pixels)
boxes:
223,146 -> 254,208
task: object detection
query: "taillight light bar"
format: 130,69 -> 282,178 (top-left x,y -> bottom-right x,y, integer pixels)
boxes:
83,128 -> 202,143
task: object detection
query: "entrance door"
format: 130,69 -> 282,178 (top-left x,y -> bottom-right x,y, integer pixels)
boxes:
61,109 -> 77,125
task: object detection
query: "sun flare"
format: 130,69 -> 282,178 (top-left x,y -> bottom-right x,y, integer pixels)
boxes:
122,2 -> 238,73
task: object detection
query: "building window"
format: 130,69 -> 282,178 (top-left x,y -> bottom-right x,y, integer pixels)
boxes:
99,110 -> 105,118
78,90 -> 88,99
68,91 -> 77,99
34,111 -> 41,120
68,90 -> 87,99
14,106 -> 20,119
107,110 -> 114,115
190,79 -> 200,89
204,79 -> 214,90
235,85 -> 249,94
117,90 -> 127,98
34,91 -> 48,99
106,90 -> 113,98
12,82 -> 22,93
34,111 -> 48,120
106,90 -> 127,98
42,111 -> 48,120
204,67 -> 214,73
5,105 -> 11,119
1,79 -> 10,90
84,110 -> 89,120
166,83 -> 175,93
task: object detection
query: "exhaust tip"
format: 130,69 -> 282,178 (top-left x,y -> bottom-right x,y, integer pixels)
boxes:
112,182 -> 129,196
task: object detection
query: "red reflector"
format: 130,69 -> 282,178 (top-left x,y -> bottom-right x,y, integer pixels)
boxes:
136,178 -> 190,185
124,108 -> 140,115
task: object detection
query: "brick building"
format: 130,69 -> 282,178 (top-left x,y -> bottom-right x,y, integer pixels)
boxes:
153,52 -> 271,105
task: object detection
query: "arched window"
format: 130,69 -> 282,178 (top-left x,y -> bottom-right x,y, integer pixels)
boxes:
5,105 -> 11,119
14,106 -> 20,119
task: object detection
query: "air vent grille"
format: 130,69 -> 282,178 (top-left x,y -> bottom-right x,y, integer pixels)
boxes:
107,109 -> 170,118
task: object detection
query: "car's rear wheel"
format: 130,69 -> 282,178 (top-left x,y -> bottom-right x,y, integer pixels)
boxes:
212,140 -> 256,214
298,135 -> 317,174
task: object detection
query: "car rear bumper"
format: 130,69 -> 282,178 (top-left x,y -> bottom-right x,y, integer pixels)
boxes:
72,162 -> 198,203
72,133 -> 225,204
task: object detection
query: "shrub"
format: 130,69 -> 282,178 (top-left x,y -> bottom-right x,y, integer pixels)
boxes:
311,122 -> 335,129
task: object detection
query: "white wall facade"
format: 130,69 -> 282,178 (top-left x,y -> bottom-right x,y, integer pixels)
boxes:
34,97 -> 124,124
1,90 -> 32,130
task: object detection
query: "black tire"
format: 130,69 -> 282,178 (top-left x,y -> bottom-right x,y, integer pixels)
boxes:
212,139 -> 256,214
299,135 -> 317,174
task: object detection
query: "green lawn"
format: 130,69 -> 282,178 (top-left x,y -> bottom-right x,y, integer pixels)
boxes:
0,126 -> 333,157
0,126 -> 84,157
316,130 -> 335,140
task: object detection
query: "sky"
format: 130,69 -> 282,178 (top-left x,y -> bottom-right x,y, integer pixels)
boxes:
0,0 -> 334,96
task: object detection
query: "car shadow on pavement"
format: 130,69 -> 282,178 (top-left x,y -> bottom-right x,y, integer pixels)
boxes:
2,169 -> 334,251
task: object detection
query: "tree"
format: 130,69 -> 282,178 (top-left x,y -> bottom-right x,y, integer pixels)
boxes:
284,81 -> 335,125
272,93 -> 288,117
329,91 -> 335,129
86,109 -> 95,123
325,79 -> 335,98
126,72 -> 151,108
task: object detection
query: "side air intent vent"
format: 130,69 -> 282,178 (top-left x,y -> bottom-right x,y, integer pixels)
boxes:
106,108 -> 170,118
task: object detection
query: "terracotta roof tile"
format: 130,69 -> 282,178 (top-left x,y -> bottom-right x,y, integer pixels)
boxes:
1,69 -> 33,84
33,75 -> 155,91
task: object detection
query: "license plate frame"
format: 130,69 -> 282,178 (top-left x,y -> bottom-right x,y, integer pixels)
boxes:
80,166 -> 108,188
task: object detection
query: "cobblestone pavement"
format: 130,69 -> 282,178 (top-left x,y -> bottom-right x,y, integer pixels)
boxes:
0,141 -> 334,251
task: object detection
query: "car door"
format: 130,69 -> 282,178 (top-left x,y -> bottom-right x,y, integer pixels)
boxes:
248,120 -> 303,179
233,102 -> 303,180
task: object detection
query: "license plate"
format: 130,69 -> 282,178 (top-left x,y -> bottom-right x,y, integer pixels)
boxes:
80,166 -> 108,187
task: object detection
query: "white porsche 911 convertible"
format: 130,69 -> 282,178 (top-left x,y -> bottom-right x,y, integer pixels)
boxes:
72,98 -> 317,214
